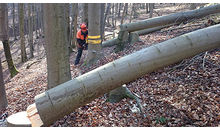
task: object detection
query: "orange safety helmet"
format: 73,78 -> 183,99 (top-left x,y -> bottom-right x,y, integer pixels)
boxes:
80,23 -> 87,32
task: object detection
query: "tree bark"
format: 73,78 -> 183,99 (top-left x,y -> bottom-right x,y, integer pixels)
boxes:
0,58 -> 7,109
0,3 -> 19,77
69,3 -> 77,49
72,3 -> 78,48
117,4 -> 220,32
149,3 -> 154,18
28,3 -> 34,59
100,3 -> 105,41
101,3 -> 110,42
82,3 -> 88,26
19,3 -> 27,63
43,3 -> 71,89
86,3 -> 102,65
12,3 -> 17,40
31,23 -> 220,127
115,30 -> 129,52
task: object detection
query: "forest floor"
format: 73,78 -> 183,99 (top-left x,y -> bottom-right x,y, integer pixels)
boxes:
1,3 -> 220,127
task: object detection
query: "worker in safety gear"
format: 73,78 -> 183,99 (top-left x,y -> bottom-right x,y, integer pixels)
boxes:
74,22 -> 88,65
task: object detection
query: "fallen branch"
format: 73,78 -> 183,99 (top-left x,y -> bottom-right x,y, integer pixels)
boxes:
183,53 -> 204,71
202,51 -> 208,71
26,60 -> 41,69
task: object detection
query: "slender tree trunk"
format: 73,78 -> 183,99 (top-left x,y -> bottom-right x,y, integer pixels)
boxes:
0,58 -> 7,109
118,3 -> 122,18
125,3 -> 128,15
114,3 -> 118,28
29,24 -> 220,127
121,3 -> 126,25
129,4 -> 134,23
69,3 -> 76,48
101,3 -> 110,42
19,3 -> 27,63
33,4 -> 38,39
112,3 -> 115,27
12,3 -> 17,40
82,3 -> 88,26
146,3 -> 149,13
86,3 -> 102,65
149,3 -> 154,18
28,3 -> 34,59
66,3 -> 70,53
100,3 -> 105,41
133,3 -> 138,18
43,3 -> 71,89
0,3 -> 19,77
72,3 -> 78,48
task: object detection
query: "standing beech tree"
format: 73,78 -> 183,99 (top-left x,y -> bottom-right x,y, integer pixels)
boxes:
28,3 -> 34,58
86,3 -> 102,65
19,3 -> 27,63
43,3 -> 71,89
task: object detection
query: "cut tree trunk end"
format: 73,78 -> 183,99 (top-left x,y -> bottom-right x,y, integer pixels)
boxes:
26,103 -> 43,127
7,111 -> 32,127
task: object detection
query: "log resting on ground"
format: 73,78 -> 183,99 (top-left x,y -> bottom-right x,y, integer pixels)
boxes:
117,4 -> 220,32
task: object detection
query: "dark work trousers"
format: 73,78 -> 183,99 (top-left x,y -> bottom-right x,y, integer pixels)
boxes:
74,43 -> 88,65
74,47 -> 83,65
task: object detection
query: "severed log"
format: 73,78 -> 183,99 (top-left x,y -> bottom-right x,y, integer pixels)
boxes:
134,24 -> 173,36
27,24 -> 220,126
103,24 -> 175,47
117,4 -> 220,32
102,38 -> 117,48
129,23 -> 202,44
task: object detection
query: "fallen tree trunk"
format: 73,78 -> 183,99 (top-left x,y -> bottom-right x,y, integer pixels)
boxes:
103,24 -> 173,47
129,24 -> 173,44
134,24 -> 173,36
102,38 -> 117,47
117,4 -> 220,32
28,24 -> 220,126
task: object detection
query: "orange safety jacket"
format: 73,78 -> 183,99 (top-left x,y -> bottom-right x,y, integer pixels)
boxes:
76,29 -> 88,47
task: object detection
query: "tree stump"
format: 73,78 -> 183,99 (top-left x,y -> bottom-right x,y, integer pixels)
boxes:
7,111 -> 32,127
116,31 -> 129,52
106,84 -> 143,114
